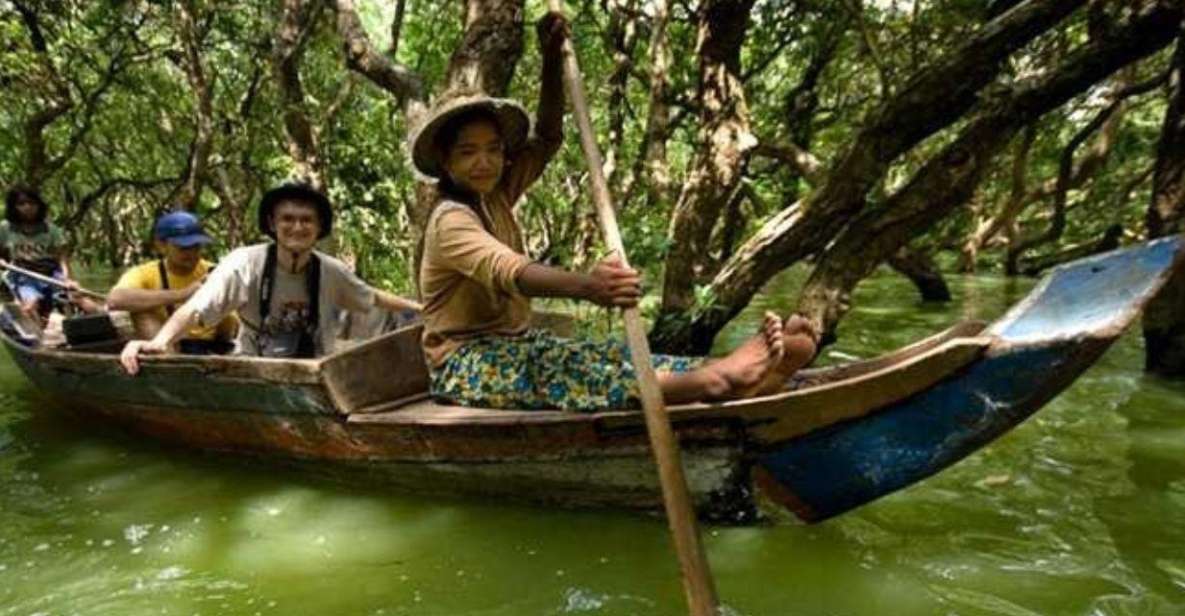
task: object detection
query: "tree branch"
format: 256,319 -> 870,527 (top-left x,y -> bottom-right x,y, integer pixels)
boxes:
752,140 -> 825,186
1008,70 -> 1168,267
798,2 -> 1181,334
275,0 -> 327,189
672,0 -> 1089,348
842,0 -> 892,98
14,1 -> 73,186
172,0 -> 217,210
333,0 -> 426,105
389,0 -> 408,57
657,0 -> 758,329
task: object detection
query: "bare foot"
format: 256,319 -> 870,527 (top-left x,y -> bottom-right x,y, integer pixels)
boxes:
705,312 -> 785,399
736,313 -> 820,398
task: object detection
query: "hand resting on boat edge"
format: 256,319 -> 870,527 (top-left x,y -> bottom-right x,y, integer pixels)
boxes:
120,184 -> 420,375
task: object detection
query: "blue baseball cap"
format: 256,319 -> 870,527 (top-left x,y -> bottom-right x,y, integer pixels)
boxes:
154,211 -> 212,247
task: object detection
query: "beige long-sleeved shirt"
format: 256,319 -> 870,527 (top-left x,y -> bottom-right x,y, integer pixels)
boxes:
419,130 -> 562,368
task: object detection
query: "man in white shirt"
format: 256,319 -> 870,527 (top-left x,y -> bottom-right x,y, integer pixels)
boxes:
120,183 -> 421,373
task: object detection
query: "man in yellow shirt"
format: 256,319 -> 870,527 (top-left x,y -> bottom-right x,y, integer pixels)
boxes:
107,211 -> 237,354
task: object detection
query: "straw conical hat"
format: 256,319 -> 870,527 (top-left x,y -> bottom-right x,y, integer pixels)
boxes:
408,93 -> 531,180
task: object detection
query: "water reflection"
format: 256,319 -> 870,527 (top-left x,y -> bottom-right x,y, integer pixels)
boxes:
2,268 -> 1184,614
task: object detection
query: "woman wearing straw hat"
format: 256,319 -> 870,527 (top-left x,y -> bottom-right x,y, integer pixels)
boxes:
414,13 -> 818,412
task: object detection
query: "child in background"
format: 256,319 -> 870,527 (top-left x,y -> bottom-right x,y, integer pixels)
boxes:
0,186 -> 89,320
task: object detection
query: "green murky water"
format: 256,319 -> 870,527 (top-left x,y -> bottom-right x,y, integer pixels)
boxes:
2,270 -> 1185,615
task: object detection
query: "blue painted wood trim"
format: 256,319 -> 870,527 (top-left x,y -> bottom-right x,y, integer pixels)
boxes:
990,236 -> 1182,342
756,343 -> 1083,521
757,236 -> 1184,522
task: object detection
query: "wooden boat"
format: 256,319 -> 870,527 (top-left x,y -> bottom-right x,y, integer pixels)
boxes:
2,237 -> 1181,524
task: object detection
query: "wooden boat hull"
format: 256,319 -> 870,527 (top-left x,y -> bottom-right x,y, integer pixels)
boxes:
13,362 -> 749,519
3,237 -> 1181,523
5,341 -> 754,518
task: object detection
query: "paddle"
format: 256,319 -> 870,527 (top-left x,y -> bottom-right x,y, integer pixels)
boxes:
543,3 -> 720,614
0,259 -> 106,301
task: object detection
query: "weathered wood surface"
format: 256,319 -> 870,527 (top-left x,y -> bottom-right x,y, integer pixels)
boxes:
318,324 -> 429,415
36,344 -> 323,383
8,341 -> 332,415
20,376 -> 751,518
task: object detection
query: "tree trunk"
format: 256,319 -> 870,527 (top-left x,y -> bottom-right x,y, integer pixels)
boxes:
209,58 -> 266,247
389,0 -> 408,57
660,0 -> 1087,353
275,0 -> 327,190
101,197 -> 120,267
211,166 -> 249,247
1004,70 -> 1149,273
1144,20 -> 1185,377
1018,223 -> 1123,276
717,186 -> 749,264
602,0 -> 639,187
653,0 -> 756,354
12,2 -> 73,189
444,0 -> 525,96
172,1 -> 216,211
958,125 -> 1036,273
639,0 -> 673,207
795,3 -> 1180,337
888,247 -> 952,302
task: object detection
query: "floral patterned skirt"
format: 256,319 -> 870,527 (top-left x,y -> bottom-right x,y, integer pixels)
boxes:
430,330 -> 704,412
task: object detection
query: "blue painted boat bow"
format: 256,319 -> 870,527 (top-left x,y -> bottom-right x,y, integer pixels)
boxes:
754,236 -> 1185,522
990,235 -> 1183,343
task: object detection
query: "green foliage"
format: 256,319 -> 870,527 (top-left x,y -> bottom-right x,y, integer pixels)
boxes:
0,0 -> 1174,304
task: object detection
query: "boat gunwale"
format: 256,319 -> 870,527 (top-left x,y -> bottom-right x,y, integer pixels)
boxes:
0,329 -> 324,385
347,329 -> 998,432
3,315 -> 996,440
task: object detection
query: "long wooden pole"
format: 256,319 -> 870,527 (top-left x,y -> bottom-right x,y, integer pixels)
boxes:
0,260 -> 106,300
544,3 -> 720,614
